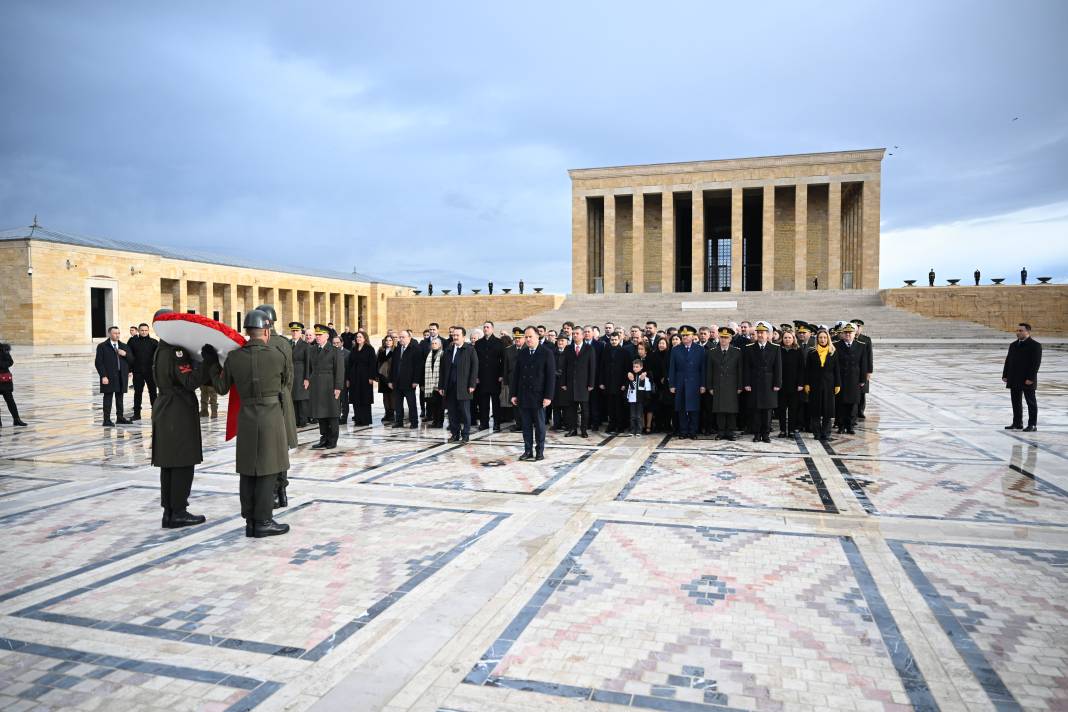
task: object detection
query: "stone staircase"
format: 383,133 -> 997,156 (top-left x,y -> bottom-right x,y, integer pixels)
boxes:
498,290 -> 1010,342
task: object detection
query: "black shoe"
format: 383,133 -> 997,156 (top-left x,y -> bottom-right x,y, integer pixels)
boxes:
1023,425 -> 1037,432
409,423 -> 418,429
131,414 -> 141,421
13,420 -> 27,427
518,452 -> 533,461
857,414 -> 866,420
493,425 -> 502,432
102,420 -> 114,427
580,430 -> 589,438
116,417 -> 132,425
509,425 -> 522,432
535,451 -> 545,461
777,431 -> 788,438
448,435 -> 460,443
1004,424 -> 1023,430
165,511 -> 206,529
253,519 -> 290,538
275,487 -> 288,508
565,430 -> 578,437
245,520 -> 254,537
725,433 -> 736,441
461,436 -> 469,443
761,434 -> 771,443
752,435 -> 760,442
846,428 -> 856,435
310,442 -> 328,450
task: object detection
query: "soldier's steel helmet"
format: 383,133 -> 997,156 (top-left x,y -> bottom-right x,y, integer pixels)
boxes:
255,304 -> 277,322
244,309 -> 271,330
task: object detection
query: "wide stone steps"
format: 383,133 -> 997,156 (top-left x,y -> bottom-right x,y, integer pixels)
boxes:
498,290 -> 1008,340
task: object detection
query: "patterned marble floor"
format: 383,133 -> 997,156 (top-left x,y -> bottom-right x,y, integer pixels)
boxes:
0,346 -> 1065,712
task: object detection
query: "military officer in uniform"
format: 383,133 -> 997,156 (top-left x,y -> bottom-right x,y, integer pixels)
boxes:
150,309 -> 207,528
743,321 -> 782,443
289,321 -> 311,426
667,325 -> 706,439
850,319 -> 873,419
203,310 -> 290,538
834,322 -> 870,434
307,323 -> 345,449
705,326 -> 743,440
257,305 -> 297,507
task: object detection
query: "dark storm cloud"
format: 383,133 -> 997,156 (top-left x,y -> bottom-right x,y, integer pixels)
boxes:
1,0 -> 1066,291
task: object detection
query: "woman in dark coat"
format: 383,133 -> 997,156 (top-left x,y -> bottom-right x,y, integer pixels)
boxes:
803,329 -> 841,440
648,336 -> 674,432
0,343 -> 27,427
346,330 -> 377,426
777,331 -> 804,437
376,335 -> 395,424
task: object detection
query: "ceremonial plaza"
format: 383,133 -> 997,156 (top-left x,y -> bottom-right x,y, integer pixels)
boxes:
1,152 -> 1067,712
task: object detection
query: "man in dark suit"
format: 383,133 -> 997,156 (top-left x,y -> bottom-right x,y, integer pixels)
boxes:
474,321 -> 505,431
128,322 -> 158,421
510,326 -> 555,460
1003,322 -> 1042,432
598,331 -> 629,434
390,329 -> 422,428
742,321 -> 782,443
438,326 -> 479,443
851,319 -> 874,419
563,333 -> 596,438
668,326 -> 706,439
833,323 -> 870,435
95,326 -> 134,426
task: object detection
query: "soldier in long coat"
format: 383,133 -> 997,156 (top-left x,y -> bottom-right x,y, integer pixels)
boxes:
563,335 -> 596,437
667,326 -> 706,439
289,321 -> 311,426
204,310 -> 290,538
258,306 -> 297,507
307,324 -> 345,449
551,336 -> 571,430
742,321 -> 782,443
150,309 -> 208,529
833,323 -> 870,434
705,327 -> 743,440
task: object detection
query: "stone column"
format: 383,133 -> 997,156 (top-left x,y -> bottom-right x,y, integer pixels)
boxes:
794,184 -> 808,291
828,182 -> 842,291
572,193 -> 588,294
632,193 -> 645,293
603,195 -> 616,293
661,191 -> 674,292
178,279 -> 188,313
691,188 -> 704,293
861,177 -> 881,289
205,280 -> 215,319
731,186 -> 744,292
761,186 -> 775,292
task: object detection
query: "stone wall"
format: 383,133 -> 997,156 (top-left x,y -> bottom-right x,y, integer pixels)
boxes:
384,294 -> 565,334
2,239 -> 411,345
880,285 -> 1068,335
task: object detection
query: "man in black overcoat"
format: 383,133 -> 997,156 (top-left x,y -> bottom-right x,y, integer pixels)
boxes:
438,326 -> 479,443
1003,322 -> 1042,431
510,327 -> 555,460
95,326 -> 134,426
742,321 -> 782,443
390,329 -> 422,428
128,322 -> 158,421
563,333 -> 596,438
474,321 -> 505,431
833,323 -> 870,434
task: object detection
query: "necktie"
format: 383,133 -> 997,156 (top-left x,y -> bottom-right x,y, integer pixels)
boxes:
530,349 -> 535,356
575,345 -> 580,355
452,347 -> 457,363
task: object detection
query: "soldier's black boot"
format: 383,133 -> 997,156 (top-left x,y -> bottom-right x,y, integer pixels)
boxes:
253,519 -> 290,538
275,486 -> 288,508
166,511 -> 206,528
245,519 -> 254,537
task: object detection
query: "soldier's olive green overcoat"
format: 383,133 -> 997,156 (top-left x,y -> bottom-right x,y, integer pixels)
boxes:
269,331 -> 298,448
210,341 -> 290,477
151,340 -> 205,468
307,342 -> 345,419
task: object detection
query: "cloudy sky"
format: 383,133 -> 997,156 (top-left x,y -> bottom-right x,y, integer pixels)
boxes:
2,1 -> 1066,291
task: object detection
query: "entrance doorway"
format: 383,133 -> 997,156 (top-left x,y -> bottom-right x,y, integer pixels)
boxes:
90,287 -> 110,338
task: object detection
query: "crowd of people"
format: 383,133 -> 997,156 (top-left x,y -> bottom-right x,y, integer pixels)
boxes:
65,305 -> 1043,540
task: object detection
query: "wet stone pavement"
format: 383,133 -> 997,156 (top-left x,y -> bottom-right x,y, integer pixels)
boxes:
0,347 -> 1065,712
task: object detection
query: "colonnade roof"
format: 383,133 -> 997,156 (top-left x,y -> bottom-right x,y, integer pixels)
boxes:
0,223 -> 409,287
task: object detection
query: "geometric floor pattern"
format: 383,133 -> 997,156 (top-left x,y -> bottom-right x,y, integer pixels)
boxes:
0,345 -> 1065,712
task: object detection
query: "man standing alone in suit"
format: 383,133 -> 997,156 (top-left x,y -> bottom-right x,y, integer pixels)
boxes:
511,326 -> 555,461
1003,323 -> 1042,432
95,326 -> 133,426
